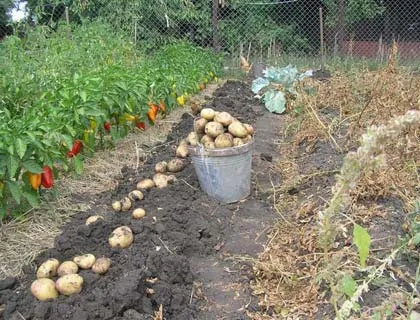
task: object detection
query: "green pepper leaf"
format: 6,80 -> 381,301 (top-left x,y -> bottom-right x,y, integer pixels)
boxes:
7,155 -> 19,178
6,181 -> 21,204
80,91 -> 87,102
22,191 -> 40,208
22,160 -> 43,174
16,138 -> 27,159
73,155 -> 84,175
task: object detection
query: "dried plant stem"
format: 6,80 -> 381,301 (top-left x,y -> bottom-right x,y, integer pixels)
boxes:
335,246 -> 402,319
303,95 -> 342,152
270,173 -> 293,226
318,110 -> 420,250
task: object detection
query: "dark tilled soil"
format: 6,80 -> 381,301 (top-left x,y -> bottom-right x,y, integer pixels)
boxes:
0,81 -> 280,320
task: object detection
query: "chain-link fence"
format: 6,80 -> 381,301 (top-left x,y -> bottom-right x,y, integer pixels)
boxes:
1,0 -> 420,70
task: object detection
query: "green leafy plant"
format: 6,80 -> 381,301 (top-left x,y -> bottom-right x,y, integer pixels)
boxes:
406,200 -> 420,248
353,223 -> 371,268
251,65 -> 311,114
0,21 -> 222,220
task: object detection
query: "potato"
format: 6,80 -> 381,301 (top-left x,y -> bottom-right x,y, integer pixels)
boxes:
85,215 -> 103,226
154,161 -> 167,174
233,138 -> 245,146
120,197 -> 131,211
204,142 -> 216,149
55,274 -> 83,296
215,133 -> 234,149
186,132 -> 199,146
200,135 -> 214,145
109,226 -> 134,249
73,254 -> 96,269
242,135 -> 253,144
137,179 -> 155,190
36,258 -> 60,279
153,173 -> 176,189
57,261 -> 79,277
190,101 -> 202,115
92,257 -> 111,275
167,158 -> 185,173
243,123 -> 255,135
205,122 -> 224,138
128,190 -> 144,201
214,112 -> 233,127
228,121 -> 248,138
200,108 -> 216,120
146,288 -> 155,295
194,118 -> 208,134
132,208 -> 146,219
176,139 -> 189,158
31,278 -> 58,301
112,201 -> 122,212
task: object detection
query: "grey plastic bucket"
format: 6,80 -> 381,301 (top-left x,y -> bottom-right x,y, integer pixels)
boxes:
189,141 -> 253,203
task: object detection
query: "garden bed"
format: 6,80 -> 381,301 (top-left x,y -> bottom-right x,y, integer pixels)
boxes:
0,81 -> 279,320
1,68 -> 419,320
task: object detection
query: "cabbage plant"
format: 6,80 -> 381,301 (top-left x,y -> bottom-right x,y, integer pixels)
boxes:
251,65 -> 311,114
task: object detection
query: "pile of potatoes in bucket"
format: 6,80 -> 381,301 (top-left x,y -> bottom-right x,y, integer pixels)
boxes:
189,108 -> 254,149
30,254 -> 111,301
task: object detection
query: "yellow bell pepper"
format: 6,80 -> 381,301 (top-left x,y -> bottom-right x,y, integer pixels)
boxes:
122,113 -> 136,122
177,96 -> 185,106
89,119 -> 97,130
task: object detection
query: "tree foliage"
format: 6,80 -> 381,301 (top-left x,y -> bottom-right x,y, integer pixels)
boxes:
22,0 -> 309,53
0,0 -> 13,24
323,0 -> 385,28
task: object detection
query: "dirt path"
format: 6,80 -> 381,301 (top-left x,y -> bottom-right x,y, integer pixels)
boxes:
190,89 -> 283,319
0,81 -> 283,320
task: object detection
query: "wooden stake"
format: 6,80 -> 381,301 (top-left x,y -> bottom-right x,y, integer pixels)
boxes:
212,0 -> 219,52
134,20 -> 137,46
65,6 -> 69,25
319,7 -> 326,71
246,42 -> 252,64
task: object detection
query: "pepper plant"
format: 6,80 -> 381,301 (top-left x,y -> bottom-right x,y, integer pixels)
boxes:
0,22 -> 222,220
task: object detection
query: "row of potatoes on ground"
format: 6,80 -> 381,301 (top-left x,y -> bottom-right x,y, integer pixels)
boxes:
30,108 -> 255,301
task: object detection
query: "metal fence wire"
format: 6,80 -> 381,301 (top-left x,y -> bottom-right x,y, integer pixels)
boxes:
1,1 -> 420,67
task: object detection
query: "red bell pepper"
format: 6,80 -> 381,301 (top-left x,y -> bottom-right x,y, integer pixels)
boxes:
136,121 -> 146,130
67,140 -> 83,158
41,166 -> 54,189
104,122 -> 111,132
71,140 -> 83,155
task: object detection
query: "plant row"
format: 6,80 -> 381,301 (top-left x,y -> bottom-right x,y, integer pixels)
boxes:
0,22 -> 222,219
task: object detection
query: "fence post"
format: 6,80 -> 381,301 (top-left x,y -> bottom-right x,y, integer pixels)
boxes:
65,6 -> 69,25
319,7 -> 326,71
212,0 -> 219,52
337,0 -> 345,55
